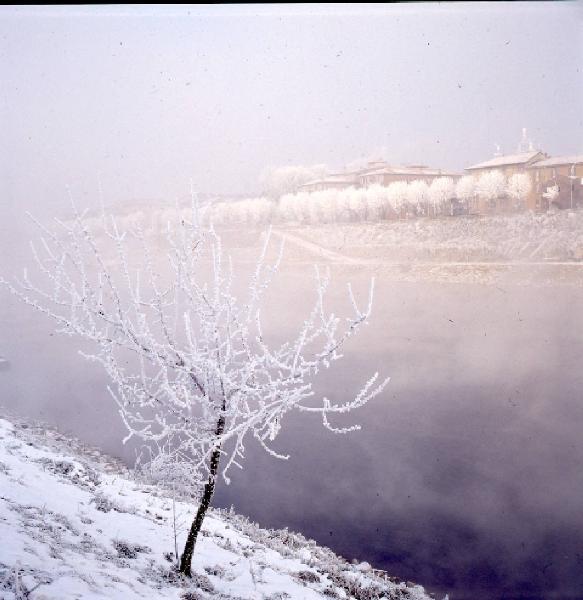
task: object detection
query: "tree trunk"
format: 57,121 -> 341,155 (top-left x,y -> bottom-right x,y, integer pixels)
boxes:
179,410 -> 225,577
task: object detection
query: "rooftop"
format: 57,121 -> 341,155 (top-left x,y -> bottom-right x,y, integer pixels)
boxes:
530,155 -> 583,168
363,165 -> 459,178
298,174 -> 358,188
466,151 -> 544,171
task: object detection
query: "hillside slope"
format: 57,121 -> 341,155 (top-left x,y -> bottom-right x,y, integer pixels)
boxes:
0,416 -> 432,600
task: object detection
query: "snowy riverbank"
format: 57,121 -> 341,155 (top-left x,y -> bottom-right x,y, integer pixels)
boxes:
0,414 -> 432,600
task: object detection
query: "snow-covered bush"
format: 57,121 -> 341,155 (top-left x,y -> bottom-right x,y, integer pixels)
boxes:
206,198 -> 276,227
407,180 -> 429,215
90,492 -> 135,514
455,175 -> 476,211
386,181 -> 409,216
318,189 -> 339,224
429,177 -> 455,216
476,170 -> 507,208
543,184 -> 560,207
507,173 -> 532,209
135,445 -> 204,499
112,539 -> 152,559
348,187 -> 369,222
336,188 -> 356,222
366,185 -> 391,221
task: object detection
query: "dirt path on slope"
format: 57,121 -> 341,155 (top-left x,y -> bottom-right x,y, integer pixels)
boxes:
271,229 -> 371,265
272,228 -> 583,268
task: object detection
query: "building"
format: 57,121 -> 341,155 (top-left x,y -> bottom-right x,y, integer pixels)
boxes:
359,164 -> 460,188
298,160 -> 459,194
465,150 -> 546,212
296,140 -> 583,214
297,160 -> 396,193
465,150 -> 583,212
297,172 -> 359,193
528,155 -> 583,210
465,150 -> 546,178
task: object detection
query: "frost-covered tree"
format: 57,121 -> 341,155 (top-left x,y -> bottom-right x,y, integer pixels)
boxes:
386,181 -> 409,217
2,201 -> 388,577
407,180 -> 430,216
542,183 -> 560,209
347,187 -> 368,222
476,170 -> 506,210
455,175 -> 476,212
240,198 -> 275,225
278,193 -> 300,223
336,188 -> 354,223
429,177 -> 455,216
260,165 -> 328,199
207,198 -> 275,227
306,191 -> 322,224
278,191 -> 311,224
365,185 -> 390,221
506,173 -> 532,210
318,189 -> 339,224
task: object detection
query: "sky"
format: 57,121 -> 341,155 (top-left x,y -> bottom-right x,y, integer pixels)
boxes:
0,2 -> 582,212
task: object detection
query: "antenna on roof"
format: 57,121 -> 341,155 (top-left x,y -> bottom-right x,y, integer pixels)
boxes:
518,127 -> 530,153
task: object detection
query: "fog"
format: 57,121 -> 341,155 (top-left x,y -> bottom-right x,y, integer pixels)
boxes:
2,260 -> 583,599
1,4 -> 583,600
1,3 -> 582,208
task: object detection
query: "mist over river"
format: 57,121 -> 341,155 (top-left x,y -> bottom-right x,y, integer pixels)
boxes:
1,255 -> 583,599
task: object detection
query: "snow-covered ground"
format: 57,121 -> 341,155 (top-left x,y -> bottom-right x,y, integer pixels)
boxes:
0,415 -> 432,600
284,211 -> 583,263
79,205 -> 583,264
64,208 -> 583,290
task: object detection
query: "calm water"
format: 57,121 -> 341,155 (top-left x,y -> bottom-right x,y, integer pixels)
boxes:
1,267 -> 583,600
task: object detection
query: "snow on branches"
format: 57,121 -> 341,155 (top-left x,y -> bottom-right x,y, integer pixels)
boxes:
507,173 -> 532,203
429,177 -> 455,215
455,175 -> 476,205
407,180 -> 430,214
542,184 -> 559,206
476,170 -> 506,204
3,200 -> 389,488
260,164 -> 328,199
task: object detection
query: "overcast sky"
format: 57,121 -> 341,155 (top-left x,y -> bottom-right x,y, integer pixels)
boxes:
1,3 -> 581,210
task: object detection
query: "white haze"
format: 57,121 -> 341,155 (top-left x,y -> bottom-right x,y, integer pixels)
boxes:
1,4 -> 583,600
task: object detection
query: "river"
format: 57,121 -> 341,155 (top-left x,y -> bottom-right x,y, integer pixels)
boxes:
1,243 -> 582,600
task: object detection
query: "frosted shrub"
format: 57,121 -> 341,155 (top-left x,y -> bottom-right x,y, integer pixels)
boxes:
476,170 -> 507,209
386,181 -> 409,216
407,180 -> 429,216
429,177 -> 455,216
366,185 -> 389,221
455,175 -> 476,212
